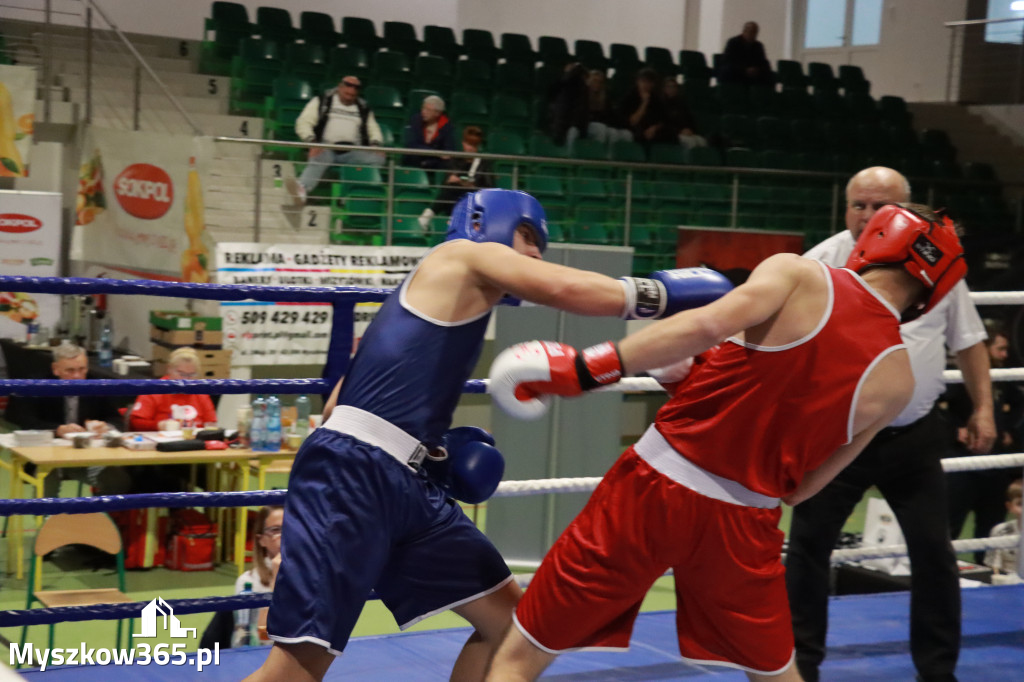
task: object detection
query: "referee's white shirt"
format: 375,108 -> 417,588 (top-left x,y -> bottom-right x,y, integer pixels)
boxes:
804,230 -> 987,427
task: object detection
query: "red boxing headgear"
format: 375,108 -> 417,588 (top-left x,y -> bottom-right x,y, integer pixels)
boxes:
845,204 -> 967,322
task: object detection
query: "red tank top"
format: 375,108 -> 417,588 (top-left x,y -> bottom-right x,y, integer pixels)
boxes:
653,263 -> 905,498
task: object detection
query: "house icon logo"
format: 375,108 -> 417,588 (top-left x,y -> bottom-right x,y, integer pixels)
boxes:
133,597 -> 197,639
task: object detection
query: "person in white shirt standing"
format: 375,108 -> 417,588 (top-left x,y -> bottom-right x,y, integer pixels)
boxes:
286,76 -> 386,206
785,166 -> 997,682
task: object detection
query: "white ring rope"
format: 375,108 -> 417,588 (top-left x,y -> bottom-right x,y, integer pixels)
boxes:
970,291 -> 1024,305
829,535 -> 1020,563
492,454 -> 1024,499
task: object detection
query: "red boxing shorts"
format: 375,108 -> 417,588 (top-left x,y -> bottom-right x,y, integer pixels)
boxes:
514,447 -> 794,674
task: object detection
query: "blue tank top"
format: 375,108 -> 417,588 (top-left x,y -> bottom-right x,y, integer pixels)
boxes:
336,260 -> 491,447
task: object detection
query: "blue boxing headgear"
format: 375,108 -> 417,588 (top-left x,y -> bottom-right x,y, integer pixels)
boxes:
446,189 -> 549,253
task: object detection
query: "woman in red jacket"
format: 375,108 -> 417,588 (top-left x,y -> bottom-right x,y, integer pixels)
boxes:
129,347 -> 217,431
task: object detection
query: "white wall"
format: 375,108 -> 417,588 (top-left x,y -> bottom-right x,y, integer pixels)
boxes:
2,0 -> 459,41
455,0 -> 685,53
717,0 -> 790,63
794,0 -> 968,102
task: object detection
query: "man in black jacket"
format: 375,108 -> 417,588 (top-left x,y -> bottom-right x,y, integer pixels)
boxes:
719,22 -> 774,86
419,126 -> 494,229
6,342 -> 129,495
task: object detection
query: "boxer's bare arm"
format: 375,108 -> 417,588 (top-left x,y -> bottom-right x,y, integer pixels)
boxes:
617,253 -> 815,374
406,240 -> 626,321
783,350 -> 913,506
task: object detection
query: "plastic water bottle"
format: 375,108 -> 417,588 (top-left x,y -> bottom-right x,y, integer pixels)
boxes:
250,396 -> 267,452
234,580 -> 255,647
265,396 -> 282,452
98,321 -> 113,368
295,395 -> 311,440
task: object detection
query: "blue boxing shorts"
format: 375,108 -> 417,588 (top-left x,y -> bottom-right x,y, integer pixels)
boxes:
267,427 -> 513,655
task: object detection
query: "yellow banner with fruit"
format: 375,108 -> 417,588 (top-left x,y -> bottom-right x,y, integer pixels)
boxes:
0,65 -> 37,178
75,128 -> 214,282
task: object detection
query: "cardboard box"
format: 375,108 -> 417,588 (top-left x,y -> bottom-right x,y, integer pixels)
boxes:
151,343 -> 231,367
150,311 -> 223,347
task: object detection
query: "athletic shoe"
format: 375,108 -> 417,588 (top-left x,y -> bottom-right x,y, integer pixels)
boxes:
285,178 -> 307,207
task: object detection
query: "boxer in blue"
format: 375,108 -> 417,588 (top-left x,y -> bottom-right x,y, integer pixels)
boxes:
243,189 -> 733,682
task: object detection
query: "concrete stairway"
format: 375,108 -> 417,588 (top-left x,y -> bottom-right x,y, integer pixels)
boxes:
7,18 -> 324,245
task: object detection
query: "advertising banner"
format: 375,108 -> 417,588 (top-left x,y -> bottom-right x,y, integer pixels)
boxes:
675,226 -> 806,276
0,190 -> 62,338
215,243 -> 428,366
75,128 -> 214,282
0,65 -> 36,177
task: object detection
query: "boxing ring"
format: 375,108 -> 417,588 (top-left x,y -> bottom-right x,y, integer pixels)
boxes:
0,275 -> 1022,679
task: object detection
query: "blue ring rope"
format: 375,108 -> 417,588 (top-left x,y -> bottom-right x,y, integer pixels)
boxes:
0,490 -> 286,516
0,594 -> 273,628
0,276 -> 390,303
0,378 -> 488,396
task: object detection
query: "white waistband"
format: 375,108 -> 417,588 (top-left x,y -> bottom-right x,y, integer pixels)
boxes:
322,406 -> 429,471
634,426 -> 780,509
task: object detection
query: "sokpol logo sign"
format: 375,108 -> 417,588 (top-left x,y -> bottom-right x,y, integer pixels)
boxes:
0,213 -> 43,233
114,163 -> 174,219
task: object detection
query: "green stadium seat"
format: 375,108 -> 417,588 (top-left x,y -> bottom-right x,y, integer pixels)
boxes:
879,95 -> 912,128
488,130 -> 526,156
749,84 -> 779,116
362,84 -> 405,128
403,88 -> 442,119
455,59 -> 492,97
262,76 -> 314,157
230,37 -> 281,79
230,60 -> 283,115
463,28 -> 500,63
756,116 -> 791,151
328,46 -> 369,81
719,113 -> 756,148
489,93 -> 532,135
341,17 -> 381,51
846,92 -> 878,125
528,132 -> 568,158
501,33 -> 536,64
776,60 -> 809,90
569,137 -> 608,162
285,43 -> 328,83
392,168 -> 432,195
371,50 -> 412,91
649,144 -> 686,165
414,55 -> 453,94
838,65 -> 870,95
383,21 -> 422,59
538,36 -> 571,68
299,12 -> 341,49
574,40 -> 609,70
609,140 -> 646,163
423,25 -> 459,62
331,192 -> 385,244
644,46 -> 678,77
523,173 -> 565,200
685,145 -> 723,166
450,91 -> 490,129
203,1 -> 252,63
610,44 -> 641,73
808,62 -> 840,92
679,50 -> 712,81
779,88 -> 814,119
716,82 -> 750,115
812,89 -> 849,120
494,62 -> 534,98
339,164 -> 385,196
255,7 -> 295,43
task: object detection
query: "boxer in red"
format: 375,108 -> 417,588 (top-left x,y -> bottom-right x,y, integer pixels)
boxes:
486,203 -> 967,681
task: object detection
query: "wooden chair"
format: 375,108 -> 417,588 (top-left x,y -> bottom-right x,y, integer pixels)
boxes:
20,513 -> 134,653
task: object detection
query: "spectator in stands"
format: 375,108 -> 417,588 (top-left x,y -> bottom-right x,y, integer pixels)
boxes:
418,126 -> 494,229
287,76 -> 385,206
566,69 -> 633,149
546,61 -> 589,146
618,67 -> 672,149
401,95 -> 454,171
661,77 -> 707,150
128,347 -> 218,431
984,479 -> 1021,578
5,341 -> 129,496
947,320 -> 1022,564
718,21 -> 774,86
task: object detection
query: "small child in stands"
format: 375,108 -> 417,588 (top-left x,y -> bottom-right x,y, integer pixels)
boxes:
984,479 -> 1022,579
234,505 -> 284,646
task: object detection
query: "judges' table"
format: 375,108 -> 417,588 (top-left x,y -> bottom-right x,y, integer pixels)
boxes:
3,441 -> 294,584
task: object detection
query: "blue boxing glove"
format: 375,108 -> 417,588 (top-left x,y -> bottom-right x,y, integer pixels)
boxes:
423,426 -> 505,504
618,267 -> 733,319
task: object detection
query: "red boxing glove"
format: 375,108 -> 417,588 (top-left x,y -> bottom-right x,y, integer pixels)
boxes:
489,340 -> 623,420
